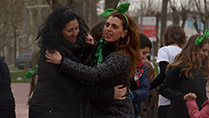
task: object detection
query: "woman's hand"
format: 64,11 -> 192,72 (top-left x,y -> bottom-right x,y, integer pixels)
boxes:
114,85 -> 127,100
45,50 -> 62,64
85,33 -> 95,45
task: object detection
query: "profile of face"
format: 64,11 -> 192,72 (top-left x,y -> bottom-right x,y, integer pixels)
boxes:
61,19 -> 79,43
198,43 -> 209,62
103,16 -> 128,42
140,47 -> 150,60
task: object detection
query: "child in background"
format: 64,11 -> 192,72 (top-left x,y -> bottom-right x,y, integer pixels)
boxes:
130,33 -> 151,118
184,93 -> 209,118
140,60 -> 158,118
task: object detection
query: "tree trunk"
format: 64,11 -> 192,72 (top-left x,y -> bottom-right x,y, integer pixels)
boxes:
87,0 -> 98,27
193,16 -> 200,33
171,6 -> 180,25
181,8 -> 189,28
160,0 -> 168,47
105,0 -> 120,10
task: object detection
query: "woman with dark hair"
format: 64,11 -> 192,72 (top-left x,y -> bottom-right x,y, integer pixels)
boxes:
159,31 -> 209,118
29,7 -> 126,118
45,3 -> 141,117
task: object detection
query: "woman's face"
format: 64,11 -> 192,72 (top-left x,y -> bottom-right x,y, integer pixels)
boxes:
198,43 -> 209,62
61,19 -> 79,42
103,16 -> 128,42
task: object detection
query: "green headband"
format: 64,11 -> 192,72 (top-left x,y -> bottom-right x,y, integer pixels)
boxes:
24,65 -> 38,79
195,30 -> 209,45
101,3 -> 130,30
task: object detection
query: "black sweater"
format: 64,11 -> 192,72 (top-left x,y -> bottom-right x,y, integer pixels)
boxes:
159,66 -> 208,118
29,38 -> 114,118
0,57 -> 15,110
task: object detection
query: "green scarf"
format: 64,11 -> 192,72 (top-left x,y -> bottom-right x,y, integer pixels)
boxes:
24,65 -> 38,79
93,39 -> 107,64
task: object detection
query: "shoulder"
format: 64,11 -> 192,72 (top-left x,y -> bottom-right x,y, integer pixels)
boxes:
106,52 -> 130,65
168,66 -> 181,74
108,52 -> 129,60
157,46 -> 170,56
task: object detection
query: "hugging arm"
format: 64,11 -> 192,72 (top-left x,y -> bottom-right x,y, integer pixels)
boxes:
47,51 -> 130,82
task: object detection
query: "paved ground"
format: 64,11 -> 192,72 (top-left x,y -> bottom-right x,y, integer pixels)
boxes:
11,82 -> 209,118
11,83 -> 29,118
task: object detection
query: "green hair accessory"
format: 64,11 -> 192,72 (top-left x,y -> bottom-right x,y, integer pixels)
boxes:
101,3 -> 130,30
24,65 -> 38,79
195,30 -> 209,45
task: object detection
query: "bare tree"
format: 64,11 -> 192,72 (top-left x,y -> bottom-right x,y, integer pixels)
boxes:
180,7 -> 189,28
160,0 -> 169,46
169,0 -> 180,25
193,0 -> 209,33
46,0 -> 67,10
105,0 -> 120,10
193,15 -> 200,33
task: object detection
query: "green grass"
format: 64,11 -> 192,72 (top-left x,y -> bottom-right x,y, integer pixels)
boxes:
10,70 -> 31,83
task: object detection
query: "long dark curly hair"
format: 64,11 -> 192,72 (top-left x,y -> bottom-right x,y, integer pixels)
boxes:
36,7 -> 89,50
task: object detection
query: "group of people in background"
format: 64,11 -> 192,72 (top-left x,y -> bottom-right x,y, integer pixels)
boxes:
1,2 -> 209,118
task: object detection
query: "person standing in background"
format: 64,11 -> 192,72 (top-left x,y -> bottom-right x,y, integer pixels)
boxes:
0,57 -> 16,118
140,60 -> 158,118
130,33 -> 151,118
150,25 -> 186,118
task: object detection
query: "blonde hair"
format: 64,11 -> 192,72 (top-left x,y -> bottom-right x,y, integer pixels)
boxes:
167,34 -> 209,78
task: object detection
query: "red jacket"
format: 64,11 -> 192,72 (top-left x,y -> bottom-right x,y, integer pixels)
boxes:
186,99 -> 209,118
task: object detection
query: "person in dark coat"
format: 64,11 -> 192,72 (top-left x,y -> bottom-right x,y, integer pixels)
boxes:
45,3 -> 141,118
0,57 -> 16,118
159,31 -> 209,118
29,7 -> 126,118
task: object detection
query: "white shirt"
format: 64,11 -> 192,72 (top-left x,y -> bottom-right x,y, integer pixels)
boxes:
157,45 -> 182,106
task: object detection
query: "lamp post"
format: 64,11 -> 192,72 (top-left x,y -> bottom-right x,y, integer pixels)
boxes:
14,25 -> 19,67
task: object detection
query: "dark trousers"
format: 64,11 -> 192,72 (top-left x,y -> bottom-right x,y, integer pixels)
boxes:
158,105 -> 170,118
0,109 -> 16,118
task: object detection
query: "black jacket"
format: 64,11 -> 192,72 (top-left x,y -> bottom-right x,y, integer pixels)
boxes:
159,66 -> 208,118
29,38 -> 114,118
59,42 -> 135,118
0,57 -> 15,110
